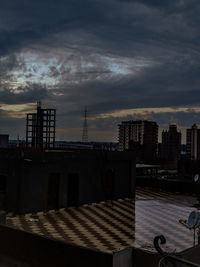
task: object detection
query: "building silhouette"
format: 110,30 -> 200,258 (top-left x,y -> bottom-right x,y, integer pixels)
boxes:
118,120 -> 158,162
186,124 -> 200,160
82,107 -> 88,143
26,102 -> 56,148
0,135 -> 9,148
160,124 -> 181,161
0,149 -> 135,213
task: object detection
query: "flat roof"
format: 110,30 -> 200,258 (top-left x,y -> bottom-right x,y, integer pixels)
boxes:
6,188 -> 198,253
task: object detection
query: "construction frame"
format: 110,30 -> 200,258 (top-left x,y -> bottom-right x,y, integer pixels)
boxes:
26,102 -> 56,149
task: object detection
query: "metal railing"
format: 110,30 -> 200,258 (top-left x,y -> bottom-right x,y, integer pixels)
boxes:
154,235 -> 200,267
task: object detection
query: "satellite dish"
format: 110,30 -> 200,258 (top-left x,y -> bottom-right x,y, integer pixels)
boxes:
194,174 -> 199,182
188,211 -> 200,229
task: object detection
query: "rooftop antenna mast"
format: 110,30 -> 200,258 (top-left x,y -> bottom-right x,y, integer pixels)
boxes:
82,107 -> 88,143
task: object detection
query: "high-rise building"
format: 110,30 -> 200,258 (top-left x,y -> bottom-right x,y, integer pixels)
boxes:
186,124 -> 200,160
118,120 -> 158,162
160,124 -> 181,161
82,107 -> 88,143
0,135 -> 9,148
26,102 -> 56,148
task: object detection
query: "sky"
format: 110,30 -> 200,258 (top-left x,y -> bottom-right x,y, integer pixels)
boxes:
0,0 -> 200,143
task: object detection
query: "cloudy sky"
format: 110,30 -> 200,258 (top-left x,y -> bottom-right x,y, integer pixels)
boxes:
0,0 -> 200,142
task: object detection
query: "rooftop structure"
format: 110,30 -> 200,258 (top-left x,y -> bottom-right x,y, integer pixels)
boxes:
7,187 -> 198,253
0,149 -> 135,214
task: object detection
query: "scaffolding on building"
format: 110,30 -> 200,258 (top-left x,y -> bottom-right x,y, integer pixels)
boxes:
26,102 -> 56,148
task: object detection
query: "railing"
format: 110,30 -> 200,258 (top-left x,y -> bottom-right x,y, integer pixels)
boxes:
154,235 -> 200,267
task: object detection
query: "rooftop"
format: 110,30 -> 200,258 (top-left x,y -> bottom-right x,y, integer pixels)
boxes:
6,188 -> 199,253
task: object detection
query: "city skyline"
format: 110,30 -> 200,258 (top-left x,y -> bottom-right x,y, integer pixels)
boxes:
0,1 -> 200,142
2,98 -> 200,144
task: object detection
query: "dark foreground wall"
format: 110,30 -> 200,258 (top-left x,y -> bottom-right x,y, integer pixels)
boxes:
0,224 -> 132,267
133,247 -> 200,267
0,224 -> 200,267
0,224 -> 111,267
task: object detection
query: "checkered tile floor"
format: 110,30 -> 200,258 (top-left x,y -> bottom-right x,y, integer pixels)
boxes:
6,188 -> 200,253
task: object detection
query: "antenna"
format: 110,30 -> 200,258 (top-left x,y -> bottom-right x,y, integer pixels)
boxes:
188,211 -> 200,246
194,174 -> 199,183
82,107 -> 88,143
188,211 -> 200,229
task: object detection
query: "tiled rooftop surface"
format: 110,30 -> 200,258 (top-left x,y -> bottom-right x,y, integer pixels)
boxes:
6,188 -> 199,253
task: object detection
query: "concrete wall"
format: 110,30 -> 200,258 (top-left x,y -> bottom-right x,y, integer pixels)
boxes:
176,245 -> 200,266
0,150 -> 136,214
0,158 -> 19,213
113,247 -> 133,267
132,248 -> 161,267
0,224 -> 137,267
1,223 -> 200,267
0,224 -> 113,267
133,246 -> 200,267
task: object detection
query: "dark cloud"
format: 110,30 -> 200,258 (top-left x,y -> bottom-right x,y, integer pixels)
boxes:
0,108 -> 25,138
0,0 -> 196,57
51,54 -> 200,115
0,84 -> 48,105
0,0 -> 200,140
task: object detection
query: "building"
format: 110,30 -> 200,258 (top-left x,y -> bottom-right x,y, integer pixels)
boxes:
0,135 -> 9,148
26,102 -> 56,149
118,120 -> 158,163
186,124 -> 200,160
160,124 -> 181,161
0,149 -> 135,214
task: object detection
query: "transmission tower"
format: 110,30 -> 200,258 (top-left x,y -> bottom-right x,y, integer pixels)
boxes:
82,107 -> 88,143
